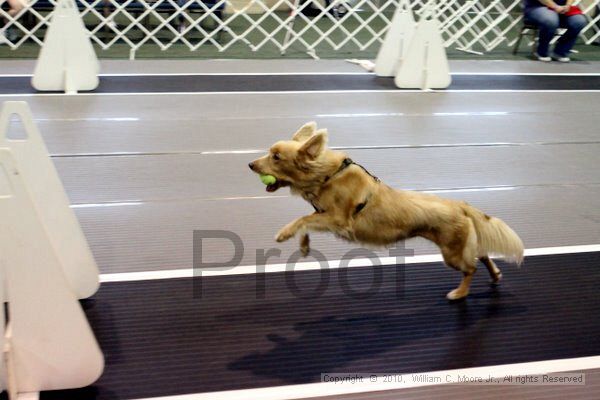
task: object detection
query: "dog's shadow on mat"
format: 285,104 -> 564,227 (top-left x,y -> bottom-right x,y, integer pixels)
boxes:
228,291 -> 526,384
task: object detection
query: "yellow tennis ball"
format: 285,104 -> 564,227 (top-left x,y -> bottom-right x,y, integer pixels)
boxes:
260,174 -> 277,185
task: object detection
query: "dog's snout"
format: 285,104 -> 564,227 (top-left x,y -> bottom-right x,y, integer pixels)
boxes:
248,162 -> 255,171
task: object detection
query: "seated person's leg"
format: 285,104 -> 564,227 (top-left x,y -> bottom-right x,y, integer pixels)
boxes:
525,6 -> 559,57
554,14 -> 587,57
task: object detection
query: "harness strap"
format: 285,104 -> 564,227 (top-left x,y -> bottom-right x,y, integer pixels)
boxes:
324,157 -> 380,184
353,200 -> 367,215
311,202 -> 323,213
312,158 -> 379,214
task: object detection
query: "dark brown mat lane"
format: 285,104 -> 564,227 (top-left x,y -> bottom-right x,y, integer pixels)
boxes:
41,251 -> 600,400
2,74 -> 600,94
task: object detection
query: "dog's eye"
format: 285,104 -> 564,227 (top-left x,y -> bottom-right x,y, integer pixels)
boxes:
272,153 -> 281,161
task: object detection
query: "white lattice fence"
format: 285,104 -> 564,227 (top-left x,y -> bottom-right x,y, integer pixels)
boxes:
1,0 -> 599,58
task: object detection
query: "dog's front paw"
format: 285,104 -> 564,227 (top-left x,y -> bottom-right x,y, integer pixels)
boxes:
275,225 -> 296,243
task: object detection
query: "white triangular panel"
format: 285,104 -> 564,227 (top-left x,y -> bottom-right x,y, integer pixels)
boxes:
374,1 -> 415,77
394,16 -> 451,90
0,149 -> 104,392
0,267 -> 4,394
0,102 -> 100,299
31,0 -> 99,93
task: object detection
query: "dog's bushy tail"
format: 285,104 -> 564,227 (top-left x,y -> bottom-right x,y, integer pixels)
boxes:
464,205 -> 524,264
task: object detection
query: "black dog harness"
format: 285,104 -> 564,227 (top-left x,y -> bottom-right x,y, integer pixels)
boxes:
311,158 -> 380,215
325,157 -> 380,184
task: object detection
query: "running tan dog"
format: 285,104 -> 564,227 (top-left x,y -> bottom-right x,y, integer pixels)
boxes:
249,122 -> 524,300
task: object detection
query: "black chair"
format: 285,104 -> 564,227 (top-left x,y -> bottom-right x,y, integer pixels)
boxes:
513,21 -> 539,55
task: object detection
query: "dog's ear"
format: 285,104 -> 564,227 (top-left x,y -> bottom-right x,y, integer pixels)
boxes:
299,129 -> 328,159
292,121 -> 317,142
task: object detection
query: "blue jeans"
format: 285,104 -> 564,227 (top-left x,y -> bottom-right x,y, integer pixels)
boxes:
524,7 -> 587,57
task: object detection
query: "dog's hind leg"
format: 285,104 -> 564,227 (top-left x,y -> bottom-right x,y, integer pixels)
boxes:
300,234 -> 310,257
447,271 -> 474,301
442,250 -> 477,300
480,256 -> 502,284
443,219 -> 478,300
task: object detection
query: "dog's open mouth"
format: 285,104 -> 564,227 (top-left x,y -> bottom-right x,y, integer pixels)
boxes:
266,179 -> 288,192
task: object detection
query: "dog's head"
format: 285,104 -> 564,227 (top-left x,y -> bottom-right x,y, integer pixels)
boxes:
248,122 -> 332,192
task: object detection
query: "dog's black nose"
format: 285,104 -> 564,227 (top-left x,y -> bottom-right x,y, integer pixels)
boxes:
248,162 -> 254,171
